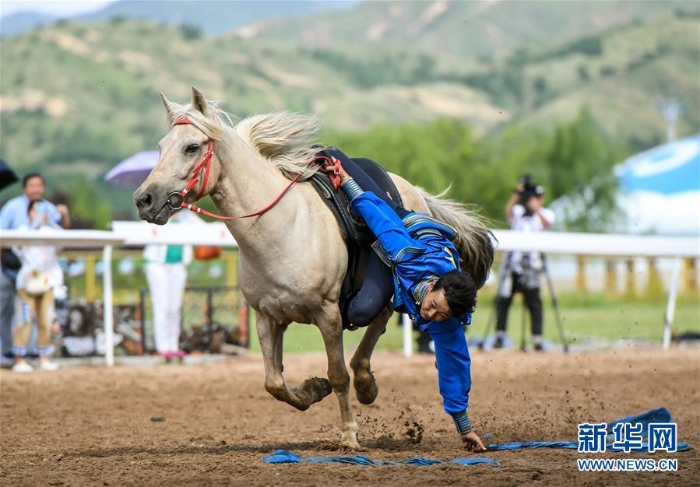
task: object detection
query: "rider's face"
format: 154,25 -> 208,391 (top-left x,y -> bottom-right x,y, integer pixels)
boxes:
420,283 -> 451,322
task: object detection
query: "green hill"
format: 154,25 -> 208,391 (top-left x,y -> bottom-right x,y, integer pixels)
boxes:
0,5 -> 698,224
0,18 -> 503,174
241,0 -> 698,59
467,11 -> 700,147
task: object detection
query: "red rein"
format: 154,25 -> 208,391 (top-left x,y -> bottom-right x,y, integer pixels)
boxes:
170,118 -> 303,221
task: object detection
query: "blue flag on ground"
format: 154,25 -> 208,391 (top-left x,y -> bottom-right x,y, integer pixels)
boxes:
263,408 -> 691,466
263,449 -> 499,466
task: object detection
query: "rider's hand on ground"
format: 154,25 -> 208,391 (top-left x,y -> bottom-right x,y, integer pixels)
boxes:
461,431 -> 487,452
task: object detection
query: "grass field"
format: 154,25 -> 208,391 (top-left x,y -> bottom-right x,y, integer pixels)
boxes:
246,294 -> 700,354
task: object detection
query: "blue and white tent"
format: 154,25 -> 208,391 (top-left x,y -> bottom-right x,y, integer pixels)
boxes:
616,135 -> 700,236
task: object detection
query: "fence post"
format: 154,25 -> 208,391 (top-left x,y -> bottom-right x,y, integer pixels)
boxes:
625,259 -> 636,299
85,253 -> 97,301
663,258 -> 683,351
402,314 -> 413,358
683,258 -> 697,294
103,245 -> 114,367
576,256 -> 587,293
646,257 -> 662,299
605,259 -> 618,296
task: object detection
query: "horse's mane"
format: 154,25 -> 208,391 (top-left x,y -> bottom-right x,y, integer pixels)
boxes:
171,101 -> 321,181
235,112 -> 321,180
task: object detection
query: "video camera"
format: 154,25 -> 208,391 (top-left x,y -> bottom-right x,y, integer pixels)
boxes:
516,174 -> 544,213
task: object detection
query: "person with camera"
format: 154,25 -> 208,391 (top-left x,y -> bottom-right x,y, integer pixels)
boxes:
494,175 -> 555,351
0,173 -> 70,368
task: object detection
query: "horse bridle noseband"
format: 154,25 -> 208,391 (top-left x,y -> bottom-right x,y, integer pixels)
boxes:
164,117 -> 303,221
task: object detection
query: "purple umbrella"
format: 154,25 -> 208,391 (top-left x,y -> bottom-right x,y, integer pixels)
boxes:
104,150 -> 160,188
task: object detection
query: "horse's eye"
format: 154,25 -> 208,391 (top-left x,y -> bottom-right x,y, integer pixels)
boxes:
185,144 -> 199,154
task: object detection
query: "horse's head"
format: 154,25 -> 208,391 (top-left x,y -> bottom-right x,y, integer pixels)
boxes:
134,87 -> 224,225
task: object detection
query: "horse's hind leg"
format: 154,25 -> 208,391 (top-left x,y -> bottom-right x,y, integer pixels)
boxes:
350,306 -> 391,405
257,313 -> 331,410
316,306 -> 360,449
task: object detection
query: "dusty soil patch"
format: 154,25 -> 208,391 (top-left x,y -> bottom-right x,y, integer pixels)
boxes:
1,347 -> 698,486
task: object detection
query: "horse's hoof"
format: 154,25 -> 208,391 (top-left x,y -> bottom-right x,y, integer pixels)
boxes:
302,377 -> 333,404
355,380 -> 378,405
340,433 -> 361,450
341,440 -> 362,451
354,372 -> 378,405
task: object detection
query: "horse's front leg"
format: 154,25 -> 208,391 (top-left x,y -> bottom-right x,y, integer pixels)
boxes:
257,312 -> 332,410
350,306 -> 392,405
315,304 -> 360,449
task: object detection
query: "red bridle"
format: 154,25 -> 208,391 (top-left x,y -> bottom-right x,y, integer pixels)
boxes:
173,118 -> 214,201
168,117 -> 303,221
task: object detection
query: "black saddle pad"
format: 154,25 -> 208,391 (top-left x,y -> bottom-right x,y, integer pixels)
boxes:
309,148 -> 403,327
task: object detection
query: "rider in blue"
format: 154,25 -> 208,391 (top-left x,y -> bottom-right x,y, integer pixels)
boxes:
335,160 -> 487,452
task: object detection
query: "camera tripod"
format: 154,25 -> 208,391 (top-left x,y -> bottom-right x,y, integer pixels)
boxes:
477,253 -> 568,353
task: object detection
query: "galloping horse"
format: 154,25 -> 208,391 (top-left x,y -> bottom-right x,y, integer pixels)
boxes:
134,87 -> 494,449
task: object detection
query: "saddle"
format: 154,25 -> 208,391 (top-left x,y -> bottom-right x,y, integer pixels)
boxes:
309,148 -> 403,327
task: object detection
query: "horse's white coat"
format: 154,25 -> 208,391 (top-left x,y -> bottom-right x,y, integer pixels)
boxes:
134,88 -> 493,448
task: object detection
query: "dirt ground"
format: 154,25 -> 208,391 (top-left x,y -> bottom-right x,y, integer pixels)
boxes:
1,346 -> 698,487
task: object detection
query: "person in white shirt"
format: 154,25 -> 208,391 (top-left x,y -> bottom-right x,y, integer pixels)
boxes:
494,175 -> 555,351
0,173 -> 69,367
11,200 -> 64,372
143,210 -> 201,361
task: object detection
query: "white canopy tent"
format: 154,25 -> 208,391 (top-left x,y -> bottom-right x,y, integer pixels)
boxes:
615,134 -> 700,236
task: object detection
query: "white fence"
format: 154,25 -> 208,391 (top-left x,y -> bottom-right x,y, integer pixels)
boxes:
1,226 -> 698,364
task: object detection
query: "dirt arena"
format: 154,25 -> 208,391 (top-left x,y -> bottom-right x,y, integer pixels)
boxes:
1,346 -> 698,486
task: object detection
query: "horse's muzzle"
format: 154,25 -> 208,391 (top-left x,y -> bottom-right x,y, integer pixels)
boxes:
134,186 -> 171,225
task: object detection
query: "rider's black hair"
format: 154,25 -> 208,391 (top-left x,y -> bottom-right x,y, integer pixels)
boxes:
433,270 -> 477,319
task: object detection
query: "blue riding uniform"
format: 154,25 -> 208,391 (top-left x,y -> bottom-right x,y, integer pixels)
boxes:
341,178 -> 474,434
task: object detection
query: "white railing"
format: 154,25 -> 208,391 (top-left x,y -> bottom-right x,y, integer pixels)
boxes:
2,227 -> 697,363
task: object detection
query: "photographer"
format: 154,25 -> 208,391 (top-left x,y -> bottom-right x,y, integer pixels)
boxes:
494,175 -> 555,351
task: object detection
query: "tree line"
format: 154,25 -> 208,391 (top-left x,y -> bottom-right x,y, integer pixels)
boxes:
326,107 -> 624,232
5,107 -> 625,232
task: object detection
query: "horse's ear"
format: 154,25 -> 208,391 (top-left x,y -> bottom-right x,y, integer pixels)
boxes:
191,87 -> 210,117
160,92 -> 176,124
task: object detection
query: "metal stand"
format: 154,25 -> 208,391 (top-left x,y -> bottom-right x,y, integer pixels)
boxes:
477,307 -> 496,350
541,255 -> 569,353
519,294 -> 528,352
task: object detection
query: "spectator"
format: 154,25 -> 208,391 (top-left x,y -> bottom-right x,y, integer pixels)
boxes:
0,173 -> 69,367
143,210 -> 201,361
11,200 -> 64,372
494,175 -> 555,351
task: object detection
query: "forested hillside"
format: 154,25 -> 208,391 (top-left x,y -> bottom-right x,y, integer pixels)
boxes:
243,0 -> 698,59
0,3 -> 697,230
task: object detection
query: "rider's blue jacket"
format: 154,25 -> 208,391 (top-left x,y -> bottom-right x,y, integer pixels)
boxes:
343,180 -> 472,416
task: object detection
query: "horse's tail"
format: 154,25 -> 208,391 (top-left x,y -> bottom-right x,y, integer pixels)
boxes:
418,187 -> 495,289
